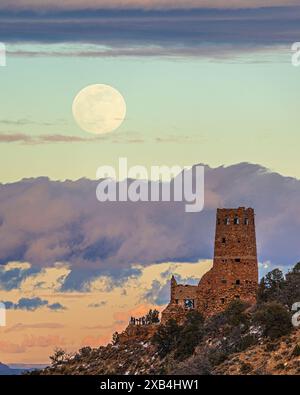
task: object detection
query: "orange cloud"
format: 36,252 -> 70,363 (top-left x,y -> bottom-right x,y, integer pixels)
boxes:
5,322 -> 64,333
0,335 -> 69,354
113,303 -> 160,323
81,334 -> 112,348
0,340 -> 25,354
21,334 -> 68,348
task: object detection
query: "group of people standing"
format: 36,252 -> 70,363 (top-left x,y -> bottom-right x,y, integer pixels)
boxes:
129,316 -> 150,325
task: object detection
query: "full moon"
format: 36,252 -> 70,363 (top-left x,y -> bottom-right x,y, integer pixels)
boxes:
72,84 -> 126,134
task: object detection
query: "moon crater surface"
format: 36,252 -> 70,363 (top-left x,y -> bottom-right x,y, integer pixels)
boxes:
72,84 -> 126,135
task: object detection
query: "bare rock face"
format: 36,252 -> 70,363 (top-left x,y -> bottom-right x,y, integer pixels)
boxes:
162,207 -> 258,323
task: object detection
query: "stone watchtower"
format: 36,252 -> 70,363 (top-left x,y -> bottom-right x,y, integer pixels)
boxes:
161,207 -> 259,323
197,207 -> 258,316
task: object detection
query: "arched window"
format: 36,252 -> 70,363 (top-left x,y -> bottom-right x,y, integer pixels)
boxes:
224,217 -> 230,225
244,218 -> 249,225
234,217 -> 239,225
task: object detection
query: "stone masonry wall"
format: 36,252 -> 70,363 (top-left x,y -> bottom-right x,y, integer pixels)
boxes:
161,207 -> 259,323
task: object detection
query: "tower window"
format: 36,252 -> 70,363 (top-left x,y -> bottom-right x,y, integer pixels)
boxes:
244,218 -> 249,225
221,298 -> 225,304
217,218 -> 221,225
234,217 -> 240,225
221,279 -> 227,284
224,217 -> 230,225
235,258 -> 241,262
236,279 -> 240,285
222,237 -> 226,244
175,299 -> 179,304
235,295 -> 240,299
184,299 -> 195,309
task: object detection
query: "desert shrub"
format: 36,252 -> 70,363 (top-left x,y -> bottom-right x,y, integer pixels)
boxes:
152,312 -> 205,360
257,263 -> 300,308
292,344 -> 300,357
257,269 -> 285,304
224,300 -> 250,327
50,348 -> 66,365
265,341 -> 279,352
78,346 -> 92,357
208,348 -> 229,366
185,310 -> 205,326
236,334 -> 257,352
204,311 -> 227,335
253,302 -> 292,339
282,263 -> 300,308
146,309 -> 160,324
240,361 -> 252,374
171,352 -> 212,375
112,331 -> 120,345
151,319 -> 181,358
174,311 -> 204,360
205,300 -> 250,337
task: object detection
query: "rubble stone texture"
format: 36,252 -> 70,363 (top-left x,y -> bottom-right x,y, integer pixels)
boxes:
161,207 -> 258,323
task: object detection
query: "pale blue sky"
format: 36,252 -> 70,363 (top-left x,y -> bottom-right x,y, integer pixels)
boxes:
0,49 -> 299,182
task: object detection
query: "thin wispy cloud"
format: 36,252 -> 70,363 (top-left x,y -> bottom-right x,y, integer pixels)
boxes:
6,43 -> 290,61
0,133 -> 32,143
88,301 -> 107,308
3,297 -> 67,311
155,134 -> 206,144
0,335 -> 68,354
5,322 -> 64,333
0,118 -> 66,127
0,132 -> 145,145
0,1 -> 298,11
0,133 -> 96,144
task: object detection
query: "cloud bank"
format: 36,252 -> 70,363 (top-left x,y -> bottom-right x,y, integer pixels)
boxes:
0,1 -> 298,11
0,163 -> 300,292
3,297 -> 66,311
1,6 -> 300,58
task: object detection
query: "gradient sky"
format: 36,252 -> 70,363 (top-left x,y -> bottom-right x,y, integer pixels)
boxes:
0,5 -> 300,181
1,51 -> 300,181
1,1 -> 300,364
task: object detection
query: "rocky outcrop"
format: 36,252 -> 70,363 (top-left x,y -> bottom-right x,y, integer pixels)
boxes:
34,317 -> 300,376
35,324 -> 163,375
